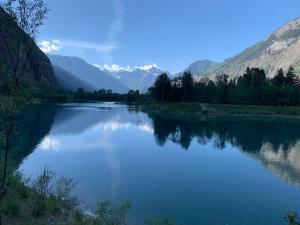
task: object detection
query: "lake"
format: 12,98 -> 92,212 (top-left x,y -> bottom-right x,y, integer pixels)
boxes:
15,102 -> 300,225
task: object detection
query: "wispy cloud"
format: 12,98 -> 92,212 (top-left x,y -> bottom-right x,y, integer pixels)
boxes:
108,0 -> 124,40
61,39 -> 117,53
39,39 -> 117,54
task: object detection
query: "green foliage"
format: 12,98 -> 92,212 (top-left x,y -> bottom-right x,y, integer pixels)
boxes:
2,202 -> 20,216
285,212 -> 300,225
149,73 -> 171,102
148,66 -> 300,106
96,201 -> 131,225
181,71 -> 193,101
56,176 -> 77,201
33,167 -> 55,199
148,218 -> 178,225
272,68 -> 286,86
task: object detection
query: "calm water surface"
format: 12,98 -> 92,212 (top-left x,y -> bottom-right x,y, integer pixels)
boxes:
16,102 -> 300,225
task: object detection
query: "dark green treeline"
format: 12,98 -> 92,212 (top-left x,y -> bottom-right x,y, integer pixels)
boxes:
149,66 -> 300,106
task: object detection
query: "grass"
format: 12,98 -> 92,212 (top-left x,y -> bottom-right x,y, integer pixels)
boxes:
142,102 -> 300,118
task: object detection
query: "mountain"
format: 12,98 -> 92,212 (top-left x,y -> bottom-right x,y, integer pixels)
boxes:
53,65 -> 95,92
0,7 -> 57,89
175,59 -> 219,77
106,65 -> 163,92
49,55 -> 129,93
202,18 -> 300,79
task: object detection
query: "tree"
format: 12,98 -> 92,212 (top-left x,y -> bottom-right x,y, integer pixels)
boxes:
251,68 -> 266,87
1,0 -> 49,38
285,212 -> 300,225
286,66 -> 297,86
216,73 -> 229,103
75,87 -> 86,99
181,71 -> 193,101
149,73 -> 171,102
272,68 -> 285,87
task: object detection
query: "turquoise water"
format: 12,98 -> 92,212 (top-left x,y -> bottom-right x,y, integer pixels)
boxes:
17,102 -> 300,225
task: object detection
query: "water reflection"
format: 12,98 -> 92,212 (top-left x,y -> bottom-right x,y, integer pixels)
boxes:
11,104 -> 57,165
148,113 -> 300,186
16,103 -> 300,188
14,103 -> 300,225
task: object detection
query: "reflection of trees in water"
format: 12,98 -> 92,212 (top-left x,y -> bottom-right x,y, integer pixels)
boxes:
12,104 -> 57,164
148,112 -> 300,186
148,113 -> 300,153
3,104 -> 57,168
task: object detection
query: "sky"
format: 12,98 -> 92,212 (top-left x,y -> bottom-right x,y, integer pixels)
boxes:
39,0 -> 300,73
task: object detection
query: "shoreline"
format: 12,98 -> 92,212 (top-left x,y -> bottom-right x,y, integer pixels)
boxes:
141,102 -> 300,119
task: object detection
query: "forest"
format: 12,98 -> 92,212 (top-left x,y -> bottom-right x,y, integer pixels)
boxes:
149,67 -> 300,106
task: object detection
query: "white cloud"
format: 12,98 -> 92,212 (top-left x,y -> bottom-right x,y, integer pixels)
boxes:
39,40 -> 62,53
39,39 -> 117,54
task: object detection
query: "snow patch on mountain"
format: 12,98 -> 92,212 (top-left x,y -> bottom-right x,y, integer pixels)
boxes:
93,64 -> 160,73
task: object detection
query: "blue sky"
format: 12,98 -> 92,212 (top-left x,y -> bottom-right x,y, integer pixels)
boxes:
39,0 -> 300,73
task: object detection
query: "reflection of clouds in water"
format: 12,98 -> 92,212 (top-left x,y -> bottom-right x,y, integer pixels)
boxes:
39,120 -> 153,153
37,119 -> 153,199
104,152 -> 121,200
92,121 -> 153,133
39,137 -> 59,151
38,134 -> 114,153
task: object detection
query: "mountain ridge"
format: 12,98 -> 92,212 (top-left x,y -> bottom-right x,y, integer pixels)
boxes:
0,7 -> 58,89
199,17 -> 300,79
49,55 -> 129,93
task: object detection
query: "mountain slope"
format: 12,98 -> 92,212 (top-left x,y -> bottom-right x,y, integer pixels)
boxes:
53,65 -> 96,91
205,18 -> 300,78
0,7 -> 57,89
109,65 -> 163,92
175,59 -> 219,77
49,55 -> 129,93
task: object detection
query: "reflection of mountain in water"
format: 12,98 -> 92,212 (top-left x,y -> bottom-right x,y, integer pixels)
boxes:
249,142 -> 300,187
51,103 -> 151,135
147,113 -> 300,186
11,104 -> 57,165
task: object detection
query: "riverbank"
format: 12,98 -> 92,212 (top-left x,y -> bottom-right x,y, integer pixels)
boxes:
142,103 -> 300,118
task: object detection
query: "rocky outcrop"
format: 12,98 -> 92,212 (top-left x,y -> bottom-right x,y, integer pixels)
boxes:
0,7 -> 58,89
195,18 -> 300,79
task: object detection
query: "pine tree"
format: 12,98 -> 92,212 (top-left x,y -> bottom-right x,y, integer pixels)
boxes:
286,66 -> 296,86
272,68 -> 285,86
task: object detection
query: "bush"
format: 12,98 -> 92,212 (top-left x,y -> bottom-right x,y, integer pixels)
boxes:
96,201 -> 131,225
285,212 -> 300,225
3,202 -> 21,216
148,218 -> 178,225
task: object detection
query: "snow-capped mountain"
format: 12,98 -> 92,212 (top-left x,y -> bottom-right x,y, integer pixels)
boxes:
95,64 -> 164,92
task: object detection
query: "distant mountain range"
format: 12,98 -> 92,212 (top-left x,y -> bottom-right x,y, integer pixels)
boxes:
50,55 -> 164,92
49,55 -> 129,93
104,65 -> 163,92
